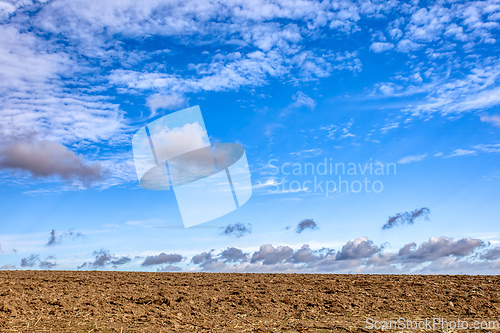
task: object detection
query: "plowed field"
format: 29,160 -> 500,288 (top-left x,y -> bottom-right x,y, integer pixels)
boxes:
1,272 -> 499,332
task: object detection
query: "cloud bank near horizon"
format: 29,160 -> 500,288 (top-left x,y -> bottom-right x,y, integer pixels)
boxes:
7,235 -> 499,274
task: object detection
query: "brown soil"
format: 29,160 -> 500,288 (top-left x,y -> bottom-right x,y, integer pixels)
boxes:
0,272 -> 499,332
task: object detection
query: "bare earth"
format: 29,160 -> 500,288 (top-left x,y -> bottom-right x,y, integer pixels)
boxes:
0,272 -> 499,332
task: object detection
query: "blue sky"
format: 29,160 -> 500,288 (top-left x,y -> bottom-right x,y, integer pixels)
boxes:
0,0 -> 499,273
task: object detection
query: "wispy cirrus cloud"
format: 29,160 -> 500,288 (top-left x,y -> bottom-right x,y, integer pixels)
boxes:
446,149 -> 477,158
397,154 -> 427,164
1,0 -> 499,193
46,229 -> 84,246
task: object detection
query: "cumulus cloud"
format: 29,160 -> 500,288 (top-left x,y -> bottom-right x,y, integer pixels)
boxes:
398,237 -> 485,262
336,237 -> 380,260
290,91 -> 317,110
1,0 -> 499,191
370,42 -> 394,53
146,93 -> 188,117
149,122 -> 210,161
480,114 -> 500,127
0,25 -> 126,146
481,247 -> 500,260
47,229 -> 84,246
39,259 -> 57,269
191,251 -> 225,270
78,249 -> 131,269
20,254 -> 40,267
0,140 -> 104,185
142,253 -> 183,266
20,255 -> 57,269
186,235 -> 495,273
296,219 -> 319,233
290,245 -> 335,264
219,247 -> 246,263
220,222 -> 252,238
251,244 -> 294,265
382,207 -> 430,229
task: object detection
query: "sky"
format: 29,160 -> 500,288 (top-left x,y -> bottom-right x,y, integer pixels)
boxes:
0,0 -> 499,274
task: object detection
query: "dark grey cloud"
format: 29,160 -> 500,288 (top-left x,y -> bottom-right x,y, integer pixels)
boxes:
20,255 -> 57,269
191,251 -> 213,266
47,229 -> 84,246
481,247 -> 500,260
39,260 -> 57,269
47,230 -> 58,246
142,253 -> 183,266
111,257 -> 131,265
220,222 -> 252,238
219,247 -> 246,263
382,207 -> 430,229
91,250 -> 112,267
0,140 -> 104,185
187,236 -> 499,273
398,237 -> 485,262
20,254 -> 40,267
296,219 -> 319,233
191,251 -> 224,270
290,245 -> 335,264
251,244 -> 294,265
336,237 -> 380,260
78,249 -> 130,269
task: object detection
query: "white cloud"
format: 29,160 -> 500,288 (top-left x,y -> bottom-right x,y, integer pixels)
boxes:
380,121 -> 399,133
473,143 -> 500,153
446,149 -> 477,157
290,91 -> 317,110
0,25 -> 126,149
370,42 -> 394,53
149,122 -> 210,161
379,84 -> 396,95
395,39 -> 424,52
0,1 -> 15,18
289,148 -> 323,158
1,0 -> 499,191
397,154 -> 427,164
146,93 -> 187,117
480,114 -> 500,127
449,86 -> 500,113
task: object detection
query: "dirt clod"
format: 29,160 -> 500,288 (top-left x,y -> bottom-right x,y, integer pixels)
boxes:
0,272 -> 499,332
